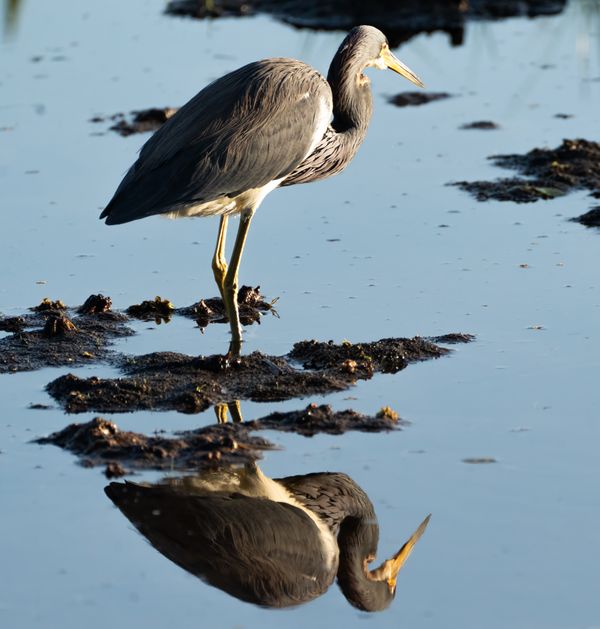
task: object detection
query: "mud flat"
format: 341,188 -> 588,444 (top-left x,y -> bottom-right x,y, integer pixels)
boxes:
0,289 -> 274,373
453,139 -> 600,203
0,295 -> 132,374
46,335 -> 472,414
35,403 -> 404,475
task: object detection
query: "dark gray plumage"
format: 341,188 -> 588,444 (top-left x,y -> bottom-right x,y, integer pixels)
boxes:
100,25 -> 424,357
101,60 -> 331,224
105,465 -> 430,611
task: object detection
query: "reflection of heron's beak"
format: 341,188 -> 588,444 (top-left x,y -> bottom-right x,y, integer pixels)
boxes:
381,47 -> 425,88
369,514 -> 431,592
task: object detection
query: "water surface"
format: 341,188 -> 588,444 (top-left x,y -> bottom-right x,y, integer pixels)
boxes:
1,1 -> 599,628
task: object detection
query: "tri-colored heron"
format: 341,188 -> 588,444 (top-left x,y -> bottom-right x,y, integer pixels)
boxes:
105,464 -> 430,610
100,25 -> 424,357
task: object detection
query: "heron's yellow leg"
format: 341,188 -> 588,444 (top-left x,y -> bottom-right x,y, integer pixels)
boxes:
227,400 -> 243,423
214,403 -> 229,423
223,209 -> 254,357
211,215 -> 228,303
213,401 -> 243,422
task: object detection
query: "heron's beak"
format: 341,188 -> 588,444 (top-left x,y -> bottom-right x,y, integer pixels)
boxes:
381,47 -> 425,88
369,514 -> 431,592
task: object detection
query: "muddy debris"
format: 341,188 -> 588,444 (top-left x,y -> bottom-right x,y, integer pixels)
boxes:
127,296 -> 175,323
0,287 -> 277,373
45,334 -> 471,414
453,139 -> 600,203
428,332 -> 476,344
165,0 -> 566,48
104,461 -> 128,478
246,403 -> 405,436
0,295 -> 133,374
289,336 -> 450,374
462,457 -> 497,464
91,108 -> 178,136
0,316 -> 26,333
571,207 -> 600,228
31,297 -> 66,313
35,402 -> 406,473
42,314 -> 78,338
388,92 -> 452,108
459,120 -> 500,130
78,293 -> 112,315
177,285 -> 278,328
35,417 -> 273,474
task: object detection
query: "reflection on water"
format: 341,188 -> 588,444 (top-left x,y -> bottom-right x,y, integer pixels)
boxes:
2,0 -> 24,37
106,463 -> 429,611
214,399 -> 243,422
166,0 -> 568,47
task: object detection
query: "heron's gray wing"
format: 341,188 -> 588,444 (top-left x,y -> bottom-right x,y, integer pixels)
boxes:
101,59 -> 332,224
105,482 -> 334,607
278,472 -> 375,535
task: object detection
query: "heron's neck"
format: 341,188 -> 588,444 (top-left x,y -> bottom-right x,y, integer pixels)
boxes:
327,51 -> 373,140
336,516 -> 391,612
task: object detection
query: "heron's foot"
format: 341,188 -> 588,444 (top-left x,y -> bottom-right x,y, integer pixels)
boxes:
225,338 -> 243,366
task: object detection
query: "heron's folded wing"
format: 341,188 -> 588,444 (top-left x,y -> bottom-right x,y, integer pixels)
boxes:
101,59 -> 332,224
105,482 -> 332,607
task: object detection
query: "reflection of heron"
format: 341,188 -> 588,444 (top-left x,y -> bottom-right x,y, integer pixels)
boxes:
106,463 -> 430,610
100,26 -> 423,358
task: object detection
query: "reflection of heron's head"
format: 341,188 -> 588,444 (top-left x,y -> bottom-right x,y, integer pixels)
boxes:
337,514 -> 430,612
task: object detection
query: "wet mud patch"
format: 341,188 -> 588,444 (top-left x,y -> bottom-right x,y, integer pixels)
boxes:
246,403 -> 404,436
46,335 -> 471,414
35,402 -> 405,474
459,120 -> 500,130
571,207 -> 600,228
0,288 -> 275,373
127,296 -> 175,323
177,285 -> 278,329
453,139 -> 600,203
388,92 -> 452,108
90,108 -> 177,136
0,296 -> 132,374
165,0 -> 566,47
35,417 -> 273,475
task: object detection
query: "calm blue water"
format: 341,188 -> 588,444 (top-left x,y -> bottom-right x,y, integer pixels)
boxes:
1,1 -> 599,628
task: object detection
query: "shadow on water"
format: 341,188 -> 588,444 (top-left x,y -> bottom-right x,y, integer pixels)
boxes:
165,0 -> 568,47
105,463 -> 430,611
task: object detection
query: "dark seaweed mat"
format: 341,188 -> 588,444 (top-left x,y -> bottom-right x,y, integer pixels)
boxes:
453,139 -> 600,203
459,120 -> 499,130
176,285 -> 277,328
247,403 -> 404,436
0,299 -> 132,374
388,92 -> 452,108
90,107 -> 177,136
35,403 -> 402,474
0,289 -> 273,373
35,417 -> 272,474
165,0 -> 566,48
45,335 -> 470,414
571,206 -> 600,228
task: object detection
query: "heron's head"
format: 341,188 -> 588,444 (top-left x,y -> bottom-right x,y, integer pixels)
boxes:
337,513 -> 431,612
343,25 -> 424,88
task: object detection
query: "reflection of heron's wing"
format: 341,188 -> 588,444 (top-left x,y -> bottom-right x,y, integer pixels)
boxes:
278,472 -> 375,534
105,482 -> 335,608
101,59 -> 332,224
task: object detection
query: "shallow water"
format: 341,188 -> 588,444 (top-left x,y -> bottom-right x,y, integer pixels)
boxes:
1,1 -> 600,627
